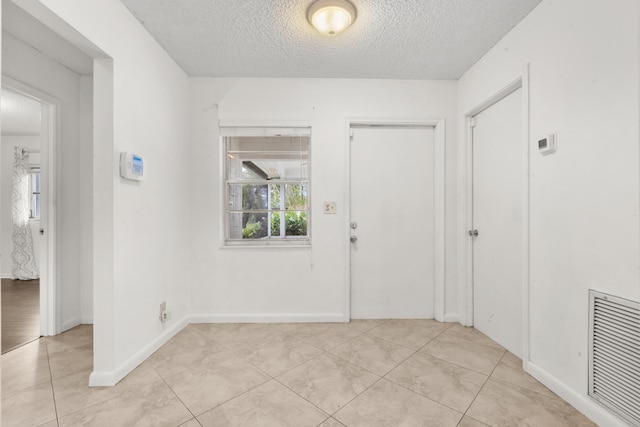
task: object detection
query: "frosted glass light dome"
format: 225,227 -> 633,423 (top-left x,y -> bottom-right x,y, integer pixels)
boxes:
307,0 -> 356,37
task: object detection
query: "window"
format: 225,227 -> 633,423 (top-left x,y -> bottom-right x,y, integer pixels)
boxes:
29,172 -> 41,219
222,127 -> 310,246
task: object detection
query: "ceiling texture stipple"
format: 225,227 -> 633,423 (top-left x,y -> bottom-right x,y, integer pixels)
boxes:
120,0 -> 542,79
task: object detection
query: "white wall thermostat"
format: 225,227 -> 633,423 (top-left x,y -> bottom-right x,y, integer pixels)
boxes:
120,152 -> 145,181
538,133 -> 557,155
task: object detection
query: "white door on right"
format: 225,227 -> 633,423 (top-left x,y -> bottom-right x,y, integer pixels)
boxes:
472,88 -> 523,358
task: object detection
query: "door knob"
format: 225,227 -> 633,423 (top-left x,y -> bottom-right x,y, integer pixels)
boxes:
350,236 -> 358,243
468,229 -> 478,237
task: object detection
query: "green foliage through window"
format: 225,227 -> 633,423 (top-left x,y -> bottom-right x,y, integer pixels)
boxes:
270,212 -> 307,236
241,182 -> 308,239
225,132 -> 310,244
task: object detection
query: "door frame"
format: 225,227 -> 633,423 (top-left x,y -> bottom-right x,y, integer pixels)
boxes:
2,75 -> 59,336
345,118 -> 446,322
459,66 -> 530,360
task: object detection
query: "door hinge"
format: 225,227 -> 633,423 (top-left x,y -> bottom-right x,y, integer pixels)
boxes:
349,130 -> 354,141
468,229 -> 478,237
469,117 -> 477,128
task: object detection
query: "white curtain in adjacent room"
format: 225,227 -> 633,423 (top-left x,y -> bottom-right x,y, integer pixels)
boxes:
11,147 -> 39,280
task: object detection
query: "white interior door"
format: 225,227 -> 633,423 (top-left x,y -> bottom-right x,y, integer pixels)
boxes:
472,88 -> 523,357
350,125 -> 435,319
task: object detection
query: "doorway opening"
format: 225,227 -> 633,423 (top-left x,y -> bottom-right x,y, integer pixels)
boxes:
1,0 -> 102,358
0,84 -> 56,352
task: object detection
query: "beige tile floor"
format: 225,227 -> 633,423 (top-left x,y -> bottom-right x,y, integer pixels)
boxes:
1,320 -> 596,427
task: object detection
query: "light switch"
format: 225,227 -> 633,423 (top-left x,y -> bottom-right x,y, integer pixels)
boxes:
324,202 -> 337,214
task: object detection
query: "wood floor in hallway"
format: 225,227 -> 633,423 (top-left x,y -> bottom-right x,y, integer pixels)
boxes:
1,278 -> 40,354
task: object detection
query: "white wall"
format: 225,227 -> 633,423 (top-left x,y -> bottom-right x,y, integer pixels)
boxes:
458,0 -> 639,425
2,31 -> 89,330
1,135 -> 40,277
14,0 -> 192,385
189,78 -> 459,322
79,74 -> 92,323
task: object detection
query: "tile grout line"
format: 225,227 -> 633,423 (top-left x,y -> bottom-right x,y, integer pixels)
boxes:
328,376 -> 387,420
154,365 -> 209,424
254,336 -> 326,377
49,375 -> 138,422
160,325 -> 300,419
486,355 -> 561,400
150,347 -> 273,420
269,325 -> 389,419
369,323 -> 505,422
487,374 -> 570,403
414,327 -> 508,377
458,348 -> 508,425
373,325 -> 474,419
13,321 -> 586,426
44,337 -> 62,427
158,325 -> 287,420
367,321 -> 455,353
270,347 -> 336,415
274,321 -> 460,420
275,321 -> 444,420
272,376 -> 333,418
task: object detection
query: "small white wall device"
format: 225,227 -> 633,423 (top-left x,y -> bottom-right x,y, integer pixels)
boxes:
120,152 -> 145,181
538,133 -> 557,155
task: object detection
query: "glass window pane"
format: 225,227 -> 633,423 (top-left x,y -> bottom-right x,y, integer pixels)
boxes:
227,184 -> 268,211
226,136 -> 309,181
251,159 -> 307,180
34,194 -> 40,218
285,184 -> 308,210
228,212 -> 269,240
227,136 -> 309,153
228,212 -> 243,239
242,211 -> 268,239
284,211 -> 308,237
270,212 -> 281,237
230,157 -> 308,181
224,133 -> 310,245
270,185 -> 281,209
241,162 -> 265,179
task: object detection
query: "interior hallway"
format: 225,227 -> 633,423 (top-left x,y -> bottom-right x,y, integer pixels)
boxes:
1,278 -> 40,354
1,320 -> 593,426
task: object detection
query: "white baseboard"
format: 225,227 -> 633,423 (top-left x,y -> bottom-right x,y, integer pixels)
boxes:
88,370 -> 114,387
444,312 -> 459,323
190,312 -> 347,323
60,317 -> 81,333
80,316 -> 93,324
1,273 -> 14,279
89,316 -> 189,387
524,361 -> 628,427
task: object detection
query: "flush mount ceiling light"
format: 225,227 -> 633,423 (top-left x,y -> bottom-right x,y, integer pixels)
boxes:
307,0 -> 356,37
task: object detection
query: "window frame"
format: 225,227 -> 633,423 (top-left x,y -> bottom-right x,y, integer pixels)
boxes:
220,126 -> 312,248
28,171 -> 41,220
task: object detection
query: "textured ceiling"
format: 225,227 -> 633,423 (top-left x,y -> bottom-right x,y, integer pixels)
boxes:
1,88 -> 41,136
120,0 -> 542,79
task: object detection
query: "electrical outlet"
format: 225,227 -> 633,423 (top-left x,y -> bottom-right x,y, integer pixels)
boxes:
324,201 -> 337,214
159,301 -> 167,323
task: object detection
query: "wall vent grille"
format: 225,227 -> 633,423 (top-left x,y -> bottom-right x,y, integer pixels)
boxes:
589,290 -> 640,426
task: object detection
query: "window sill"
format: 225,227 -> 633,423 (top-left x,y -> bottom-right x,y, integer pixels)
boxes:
221,242 -> 311,250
